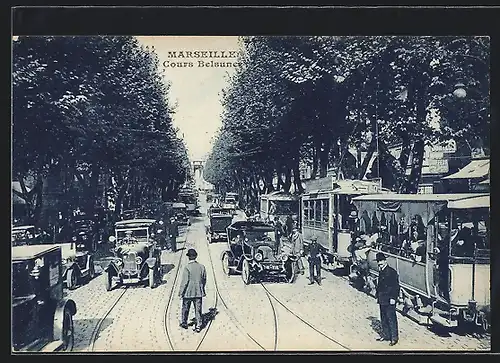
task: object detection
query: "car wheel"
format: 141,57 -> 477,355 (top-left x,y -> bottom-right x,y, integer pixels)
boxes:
285,260 -> 298,283
241,259 -> 251,285
222,252 -> 232,276
88,257 -> 96,280
61,309 -> 74,351
66,269 -> 78,290
105,270 -> 113,291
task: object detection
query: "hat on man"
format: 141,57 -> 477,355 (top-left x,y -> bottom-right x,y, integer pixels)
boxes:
186,248 -> 198,258
375,252 -> 386,262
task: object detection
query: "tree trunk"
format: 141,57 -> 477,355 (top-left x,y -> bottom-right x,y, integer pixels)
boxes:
311,145 -> 318,179
283,167 -> 292,193
404,139 -> 425,194
357,139 -> 377,179
292,157 -> 304,194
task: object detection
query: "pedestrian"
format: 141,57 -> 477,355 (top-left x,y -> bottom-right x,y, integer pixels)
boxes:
307,236 -> 322,285
285,215 -> 294,238
290,226 -> 305,274
375,252 -> 400,346
169,217 -> 179,252
179,248 -> 207,333
274,218 -> 285,250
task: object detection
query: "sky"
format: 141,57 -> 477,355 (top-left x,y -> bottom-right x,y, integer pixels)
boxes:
136,36 -> 240,161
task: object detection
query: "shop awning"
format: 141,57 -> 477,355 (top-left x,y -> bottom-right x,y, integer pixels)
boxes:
442,159 -> 489,180
447,195 -> 490,209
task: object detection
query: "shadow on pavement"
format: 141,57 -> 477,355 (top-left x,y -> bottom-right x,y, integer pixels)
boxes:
188,307 -> 219,329
367,315 -> 384,338
161,263 -> 176,275
73,317 -> 114,351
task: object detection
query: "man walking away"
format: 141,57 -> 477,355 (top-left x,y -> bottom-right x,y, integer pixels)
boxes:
179,248 -> 207,333
375,252 -> 400,346
169,217 -> 179,252
307,236 -> 322,285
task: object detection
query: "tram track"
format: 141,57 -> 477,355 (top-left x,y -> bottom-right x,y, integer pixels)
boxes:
163,222 -> 221,352
89,287 -> 128,352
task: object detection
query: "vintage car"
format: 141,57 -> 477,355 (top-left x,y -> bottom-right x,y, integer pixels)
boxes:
105,219 -> 162,290
172,202 -> 190,226
206,212 -> 233,243
12,245 -> 77,352
56,236 -> 97,290
207,206 -> 233,218
72,216 -> 99,252
12,225 -> 37,246
221,220 -> 299,284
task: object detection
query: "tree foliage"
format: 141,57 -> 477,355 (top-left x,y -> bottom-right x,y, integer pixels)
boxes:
205,36 -> 489,206
12,36 -> 190,224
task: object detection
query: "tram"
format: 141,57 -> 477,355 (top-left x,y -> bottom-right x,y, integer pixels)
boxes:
300,177 -> 391,269
351,193 -> 490,331
259,191 -> 300,225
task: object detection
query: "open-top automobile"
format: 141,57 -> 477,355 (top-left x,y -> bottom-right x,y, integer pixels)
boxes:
105,219 -> 162,290
221,220 -> 299,284
12,245 -> 77,352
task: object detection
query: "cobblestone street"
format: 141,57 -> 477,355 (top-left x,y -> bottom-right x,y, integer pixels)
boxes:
63,207 -> 490,352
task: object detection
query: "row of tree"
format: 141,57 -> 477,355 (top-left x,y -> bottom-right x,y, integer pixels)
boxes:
13,36 -> 191,225
204,36 -> 490,209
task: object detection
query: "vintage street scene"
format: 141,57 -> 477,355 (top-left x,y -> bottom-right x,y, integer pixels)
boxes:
11,35 -> 490,353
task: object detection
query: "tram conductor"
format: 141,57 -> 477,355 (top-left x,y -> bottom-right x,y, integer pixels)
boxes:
375,252 -> 400,346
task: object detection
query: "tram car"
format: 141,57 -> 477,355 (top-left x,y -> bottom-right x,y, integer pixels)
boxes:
259,191 -> 300,225
301,177 -> 391,269
105,219 -> 162,290
351,193 -> 490,332
221,220 -> 299,284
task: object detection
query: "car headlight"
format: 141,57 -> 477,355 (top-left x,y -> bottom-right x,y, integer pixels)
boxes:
135,256 -> 143,264
255,252 -> 263,262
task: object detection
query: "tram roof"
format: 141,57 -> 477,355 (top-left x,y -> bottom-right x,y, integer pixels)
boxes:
447,195 -> 490,209
227,220 -> 274,231
260,190 -> 300,200
115,218 -> 156,227
352,193 -> 488,202
12,225 -> 35,232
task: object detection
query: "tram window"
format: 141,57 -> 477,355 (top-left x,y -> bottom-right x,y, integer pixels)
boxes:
314,200 -> 322,228
321,200 -> 329,228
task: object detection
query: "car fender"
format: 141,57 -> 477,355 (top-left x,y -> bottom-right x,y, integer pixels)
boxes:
53,298 -> 77,341
65,262 -> 81,278
105,261 -> 118,274
145,257 -> 157,269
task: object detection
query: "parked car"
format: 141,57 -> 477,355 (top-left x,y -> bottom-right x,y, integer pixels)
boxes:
12,225 -> 37,246
206,213 -> 233,243
55,237 -> 97,290
172,202 -> 190,226
12,245 -> 77,352
105,219 -> 162,290
72,216 -> 99,252
221,220 -> 299,284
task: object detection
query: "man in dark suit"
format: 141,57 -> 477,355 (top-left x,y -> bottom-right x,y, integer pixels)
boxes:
169,217 -> 179,252
375,252 -> 400,346
179,248 -> 207,332
307,236 -> 322,285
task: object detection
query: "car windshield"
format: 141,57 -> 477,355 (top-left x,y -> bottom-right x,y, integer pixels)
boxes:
269,201 -> 298,215
211,217 -> 232,230
116,228 -> 148,243
244,230 -> 276,245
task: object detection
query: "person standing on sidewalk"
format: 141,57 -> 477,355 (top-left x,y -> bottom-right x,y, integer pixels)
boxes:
169,217 -> 179,252
290,226 -> 305,275
375,252 -> 400,346
179,248 -> 207,333
307,236 -> 322,285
